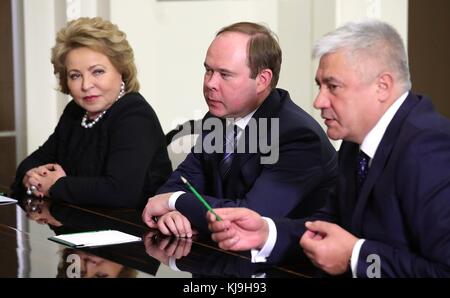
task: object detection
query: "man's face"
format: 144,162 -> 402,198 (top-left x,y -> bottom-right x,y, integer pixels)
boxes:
203,32 -> 261,118
313,50 -> 381,144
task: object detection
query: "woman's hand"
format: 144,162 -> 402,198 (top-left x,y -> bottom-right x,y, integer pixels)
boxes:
23,164 -> 67,197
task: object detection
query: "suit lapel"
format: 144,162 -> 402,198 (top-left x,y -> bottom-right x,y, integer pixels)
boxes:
235,89 -> 283,170
337,142 -> 359,229
222,89 -> 286,197
201,116 -> 226,198
351,93 -> 420,234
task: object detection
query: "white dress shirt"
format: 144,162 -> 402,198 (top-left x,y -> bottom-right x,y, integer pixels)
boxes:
350,91 -> 408,277
167,109 -> 258,209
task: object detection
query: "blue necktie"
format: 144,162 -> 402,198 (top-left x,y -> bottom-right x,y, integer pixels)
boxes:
356,150 -> 370,196
219,125 -> 238,179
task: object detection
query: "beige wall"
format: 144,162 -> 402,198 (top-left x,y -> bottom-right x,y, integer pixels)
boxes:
21,0 -> 408,153
110,0 -> 279,133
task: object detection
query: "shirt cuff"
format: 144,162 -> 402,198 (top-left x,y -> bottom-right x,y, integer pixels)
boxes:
350,239 -> 365,278
168,191 -> 185,210
168,256 -> 181,272
250,217 -> 277,263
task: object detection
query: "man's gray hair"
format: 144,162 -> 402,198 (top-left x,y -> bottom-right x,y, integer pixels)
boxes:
313,19 -> 411,91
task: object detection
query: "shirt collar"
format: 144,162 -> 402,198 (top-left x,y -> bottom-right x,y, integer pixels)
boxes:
360,91 -> 409,159
226,108 -> 258,131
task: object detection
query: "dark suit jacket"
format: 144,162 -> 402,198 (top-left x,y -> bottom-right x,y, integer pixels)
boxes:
158,88 -> 338,233
11,92 -> 172,209
272,92 -> 450,277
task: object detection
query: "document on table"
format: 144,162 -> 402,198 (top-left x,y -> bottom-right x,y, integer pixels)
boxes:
48,230 -> 142,248
0,195 -> 18,205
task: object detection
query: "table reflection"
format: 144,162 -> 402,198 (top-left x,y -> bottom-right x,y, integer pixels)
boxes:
58,248 -> 137,278
0,195 -> 314,278
15,196 -> 161,278
143,230 -> 307,278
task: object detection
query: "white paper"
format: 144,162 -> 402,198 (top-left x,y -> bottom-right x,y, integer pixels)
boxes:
0,195 -> 18,204
49,230 -> 141,247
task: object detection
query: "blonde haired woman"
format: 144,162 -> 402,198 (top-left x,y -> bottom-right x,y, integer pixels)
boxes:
12,17 -> 171,208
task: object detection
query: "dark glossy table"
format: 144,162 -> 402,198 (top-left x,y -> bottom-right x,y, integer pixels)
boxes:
0,196 -> 316,278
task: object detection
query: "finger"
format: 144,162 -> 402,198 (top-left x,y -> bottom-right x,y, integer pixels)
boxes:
23,170 -> 34,185
182,239 -> 192,257
207,208 -> 249,222
143,233 -> 152,247
34,191 -> 45,198
47,163 -> 58,171
27,177 -> 42,195
305,221 -> 330,234
142,202 -> 161,228
52,164 -> 66,175
173,240 -> 186,259
25,168 -> 39,178
142,206 -> 157,229
211,227 -> 236,243
180,215 -> 193,238
313,233 -> 324,240
23,176 -> 32,189
171,213 -> 186,237
303,230 -> 318,239
165,239 -> 180,257
206,211 -> 217,223
27,172 -> 43,183
299,231 -> 312,249
22,176 -> 30,188
143,230 -> 157,240
25,169 -> 35,177
156,217 -> 171,236
218,235 -> 240,250
42,163 -> 57,171
141,204 -> 149,222
157,218 -> 173,236
36,166 -> 49,176
208,220 -> 231,233
158,237 -> 171,251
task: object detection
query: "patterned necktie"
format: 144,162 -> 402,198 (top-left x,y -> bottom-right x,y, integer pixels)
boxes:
356,150 -> 370,196
219,125 -> 238,179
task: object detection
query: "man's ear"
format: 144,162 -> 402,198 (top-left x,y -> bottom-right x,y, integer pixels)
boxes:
376,72 -> 394,102
256,69 -> 273,93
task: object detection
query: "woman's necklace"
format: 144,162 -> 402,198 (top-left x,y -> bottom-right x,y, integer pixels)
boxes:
81,110 -> 107,128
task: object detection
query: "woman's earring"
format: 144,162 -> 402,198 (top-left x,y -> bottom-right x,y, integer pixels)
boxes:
117,81 -> 125,101
120,81 -> 125,96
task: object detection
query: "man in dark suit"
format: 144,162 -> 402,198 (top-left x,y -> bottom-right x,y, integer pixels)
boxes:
207,19 -> 450,277
142,22 -> 337,237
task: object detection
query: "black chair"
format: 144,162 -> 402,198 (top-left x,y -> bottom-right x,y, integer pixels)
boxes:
165,119 -> 201,169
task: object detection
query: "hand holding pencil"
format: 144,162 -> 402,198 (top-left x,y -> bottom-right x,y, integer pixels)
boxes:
181,176 -> 222,221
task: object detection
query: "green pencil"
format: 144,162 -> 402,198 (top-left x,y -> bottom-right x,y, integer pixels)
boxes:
180,176 -> 222,221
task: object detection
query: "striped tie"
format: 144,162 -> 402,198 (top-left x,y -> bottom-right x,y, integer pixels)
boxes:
219,125 -> 238,179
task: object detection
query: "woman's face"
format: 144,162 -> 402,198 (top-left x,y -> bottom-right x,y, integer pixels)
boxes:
77,251 -> 124,278
65,47 -> 123,119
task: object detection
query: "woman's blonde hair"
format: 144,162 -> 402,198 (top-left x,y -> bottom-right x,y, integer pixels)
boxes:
51,17 -> 139,94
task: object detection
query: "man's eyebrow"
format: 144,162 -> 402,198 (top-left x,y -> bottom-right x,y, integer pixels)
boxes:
203,63 -> 235,75
318,76 -> 342,85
